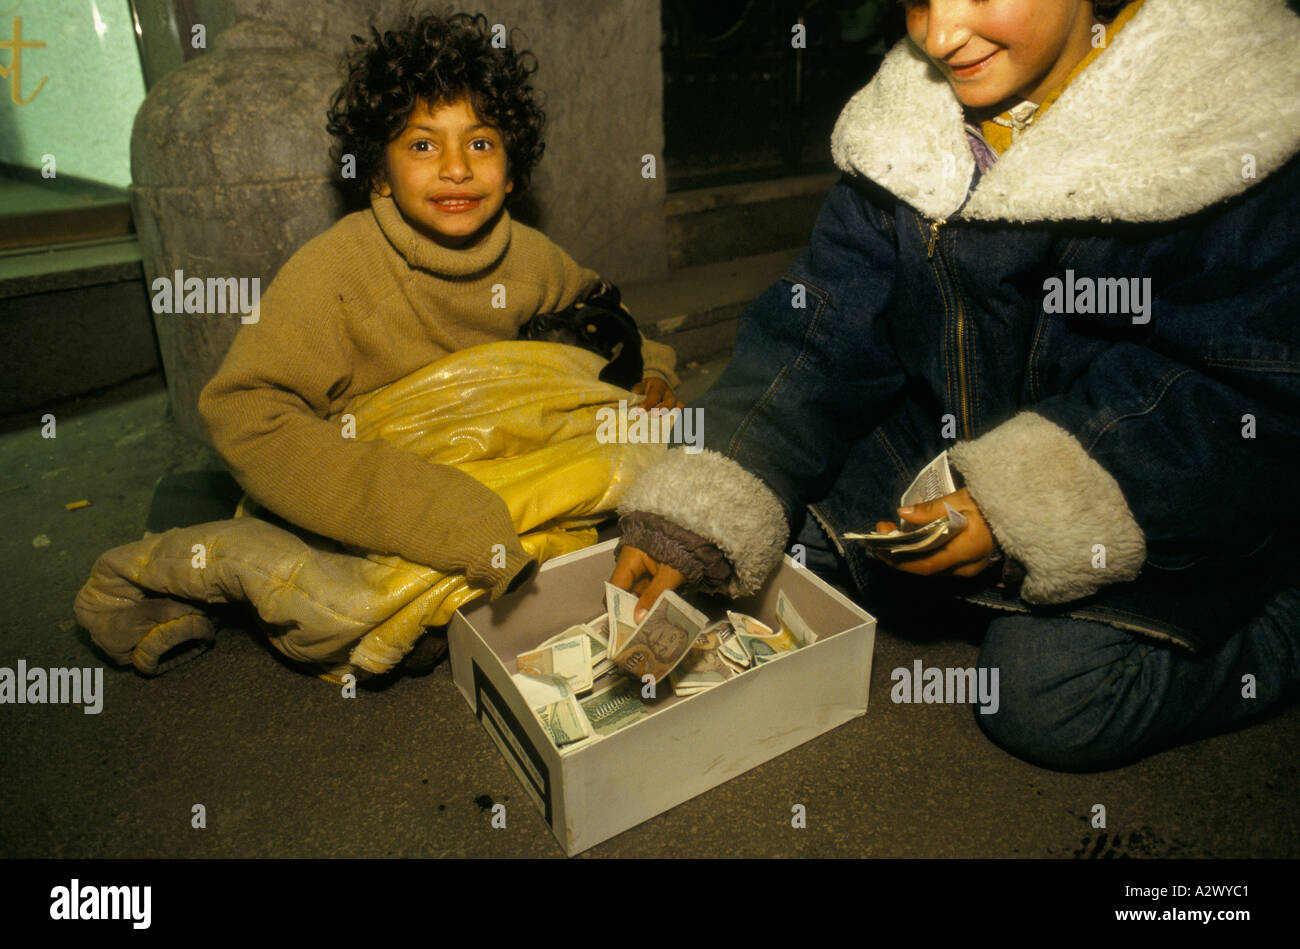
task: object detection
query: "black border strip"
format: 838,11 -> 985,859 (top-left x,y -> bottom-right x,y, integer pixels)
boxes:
473,660 -> 552,828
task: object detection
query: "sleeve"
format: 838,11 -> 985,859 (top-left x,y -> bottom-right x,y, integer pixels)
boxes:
618,179 -> 908,594
949,412 -> 1147,605
197,259 -> 534,599
616,511 -> 732,590
638,335 -> 680,390
950,160 -> 1300,605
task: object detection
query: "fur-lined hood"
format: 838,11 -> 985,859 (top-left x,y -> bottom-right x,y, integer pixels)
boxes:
830,0 -> 1300,223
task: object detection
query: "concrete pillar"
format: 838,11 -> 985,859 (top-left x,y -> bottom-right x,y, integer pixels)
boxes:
129,19 -> 351,442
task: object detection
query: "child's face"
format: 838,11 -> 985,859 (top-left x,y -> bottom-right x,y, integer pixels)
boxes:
375,96 -> 513,248
903,0 -> 1097,108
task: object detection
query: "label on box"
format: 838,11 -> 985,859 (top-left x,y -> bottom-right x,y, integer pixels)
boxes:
473,661 -> 553,826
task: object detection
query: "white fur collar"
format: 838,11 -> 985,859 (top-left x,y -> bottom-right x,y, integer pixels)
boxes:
830,0 -> 1300,223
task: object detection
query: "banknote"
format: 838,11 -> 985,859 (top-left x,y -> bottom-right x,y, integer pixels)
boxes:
727,609 -> 799,665
585,631 -> 613,678
512,671 -> 572,708
541,623 -> 612,679
541,624 -> 592,649
900,450 -> 957,508
535,697 -> 593,746
712,618 -> 751,669
577,614 -> 614,676
611,591 -> 710,685
841,506 -> 964,554
580,614 -> 609,648
842,451 -> 966,553
776,590 -> 818,648
670,623 -> 738,695
604,582 -> 640,655
579,676 -> 648,737
512,672 -> 593,748
517,630 -> 593,694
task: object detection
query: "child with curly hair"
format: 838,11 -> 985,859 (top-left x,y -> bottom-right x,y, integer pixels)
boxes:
199,12 -> 679,609
612,0 -> 1300,770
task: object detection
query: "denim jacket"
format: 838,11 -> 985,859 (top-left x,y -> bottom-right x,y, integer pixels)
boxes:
620,0 -> 1300,653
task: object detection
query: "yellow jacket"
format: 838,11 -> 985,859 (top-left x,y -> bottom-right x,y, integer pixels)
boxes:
75,341 -> 664,681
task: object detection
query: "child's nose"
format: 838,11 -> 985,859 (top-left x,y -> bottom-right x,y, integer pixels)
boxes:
439,147 -> 472,181
919,0 -> 976,61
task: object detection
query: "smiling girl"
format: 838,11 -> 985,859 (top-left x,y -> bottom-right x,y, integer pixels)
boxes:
199,13 -> 679,615
612,0 -> 1300,770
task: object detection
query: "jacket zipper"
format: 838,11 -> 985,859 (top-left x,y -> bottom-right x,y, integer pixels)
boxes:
924,216 -> 1193,650
926,217 -> 972,439
926,219 -> 946,258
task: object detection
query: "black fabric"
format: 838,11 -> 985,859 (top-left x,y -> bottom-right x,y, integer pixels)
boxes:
518,280 -> 644,388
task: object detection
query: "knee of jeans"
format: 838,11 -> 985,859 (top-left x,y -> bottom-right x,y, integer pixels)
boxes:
975,614 -> 1135,772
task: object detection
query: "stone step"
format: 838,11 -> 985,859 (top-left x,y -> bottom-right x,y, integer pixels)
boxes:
0,237 -> 159,417
664,172 -> 835,270
0,168 -> 132,251
0,234 -> 805,417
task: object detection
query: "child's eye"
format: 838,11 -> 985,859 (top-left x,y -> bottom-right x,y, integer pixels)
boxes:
411,140 -> 434,153
470,138 -> 494,151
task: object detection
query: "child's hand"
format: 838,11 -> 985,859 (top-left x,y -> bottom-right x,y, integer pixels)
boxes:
610,545 -> 686,623
632,377 -> 684,412
874,488 -> 999,578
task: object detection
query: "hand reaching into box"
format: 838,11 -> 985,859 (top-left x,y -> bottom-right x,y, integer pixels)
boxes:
610,546 -> 686,624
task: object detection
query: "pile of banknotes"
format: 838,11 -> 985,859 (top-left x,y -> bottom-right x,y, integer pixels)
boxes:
510,584 -> 818,750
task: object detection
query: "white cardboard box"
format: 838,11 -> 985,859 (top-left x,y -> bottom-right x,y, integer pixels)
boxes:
448,538 -> 876,855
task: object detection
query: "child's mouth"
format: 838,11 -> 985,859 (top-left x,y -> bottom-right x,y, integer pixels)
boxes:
949,51 -> 997,79
431,197 -> 484,213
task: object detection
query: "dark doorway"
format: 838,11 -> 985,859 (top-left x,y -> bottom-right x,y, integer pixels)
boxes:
661,0 -> 907,191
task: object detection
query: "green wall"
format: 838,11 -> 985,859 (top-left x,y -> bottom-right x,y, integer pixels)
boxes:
0,0 -> 147,188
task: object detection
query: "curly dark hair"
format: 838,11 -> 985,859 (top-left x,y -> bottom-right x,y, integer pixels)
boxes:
895,1 -> 1133,19
326,11 -> 545,200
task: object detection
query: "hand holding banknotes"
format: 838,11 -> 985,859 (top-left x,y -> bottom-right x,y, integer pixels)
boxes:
874,488 -> 999,578
610,546 -> 686,623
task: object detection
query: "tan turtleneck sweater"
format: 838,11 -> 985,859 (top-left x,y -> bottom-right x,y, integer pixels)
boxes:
198,194 -> 677,598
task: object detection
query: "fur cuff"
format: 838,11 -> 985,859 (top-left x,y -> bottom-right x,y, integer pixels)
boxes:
948,412 -> 1146,605
617,449 -> 788,596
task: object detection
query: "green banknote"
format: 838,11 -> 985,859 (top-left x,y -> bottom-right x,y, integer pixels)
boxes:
579,676 -> 648,737
536,697 -> 593,746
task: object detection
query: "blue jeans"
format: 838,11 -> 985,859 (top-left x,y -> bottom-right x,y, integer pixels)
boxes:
793,514 -> 1300,772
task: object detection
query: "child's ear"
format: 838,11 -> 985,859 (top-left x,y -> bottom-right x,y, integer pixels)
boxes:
372,175 -> 392,198
506,177 -> 514,195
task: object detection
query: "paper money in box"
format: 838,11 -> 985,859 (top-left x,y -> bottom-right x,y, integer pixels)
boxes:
447,539 -> 876,856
